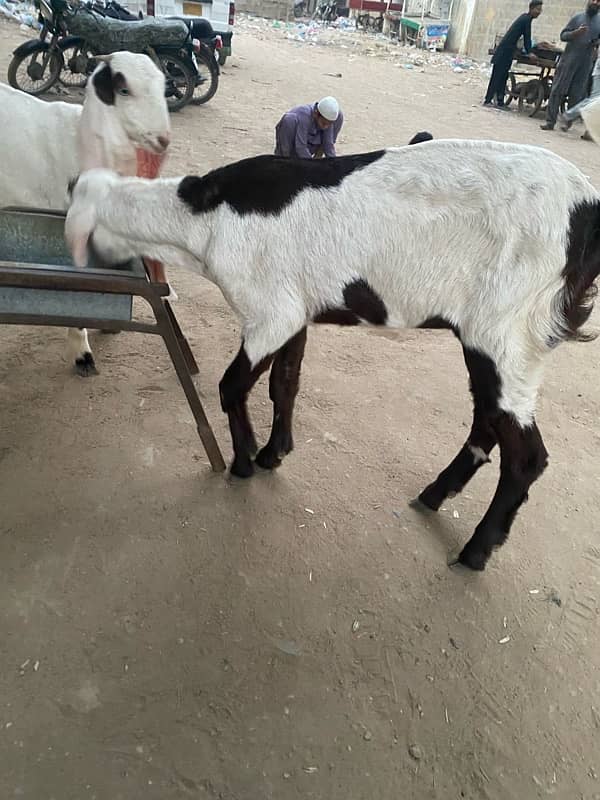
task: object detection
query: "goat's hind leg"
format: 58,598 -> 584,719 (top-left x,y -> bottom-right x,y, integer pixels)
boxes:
415,347 -> 499,511
67,328 -> 97,376
458,413 -> 547,570
255,327 -> 307,471
219,344 -> 273,478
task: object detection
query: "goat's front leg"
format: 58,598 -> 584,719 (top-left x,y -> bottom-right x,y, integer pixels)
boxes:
219,344 -> 273,478
256,327 -> 307,471
67,328 -> 97,376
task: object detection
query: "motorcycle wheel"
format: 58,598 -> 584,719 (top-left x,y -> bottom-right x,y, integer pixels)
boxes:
60,44 -> 98,88
157,52 -> 195,112
191,52 -> 219,105
8,49 -> 63,95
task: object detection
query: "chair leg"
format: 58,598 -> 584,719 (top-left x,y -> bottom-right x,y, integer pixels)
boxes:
151,299 -> 226,472
164,299 -> 199,375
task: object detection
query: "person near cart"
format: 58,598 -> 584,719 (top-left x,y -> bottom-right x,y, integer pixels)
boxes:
484,0 -> 543,108
541,0 -> 600,130
274,96 -> 344,159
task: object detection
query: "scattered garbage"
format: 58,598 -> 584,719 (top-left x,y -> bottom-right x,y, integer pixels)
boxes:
0,0 -> 40,28
236,13 -> 490,78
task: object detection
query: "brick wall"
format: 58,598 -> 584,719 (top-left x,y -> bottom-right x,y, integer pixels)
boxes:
457,0 -> 586,59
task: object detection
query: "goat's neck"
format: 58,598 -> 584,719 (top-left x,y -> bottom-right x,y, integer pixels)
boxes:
78,98 -> 137,176
98,177 -> 212,270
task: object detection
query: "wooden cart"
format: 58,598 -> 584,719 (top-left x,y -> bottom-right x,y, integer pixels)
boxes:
488,40 -> 562,117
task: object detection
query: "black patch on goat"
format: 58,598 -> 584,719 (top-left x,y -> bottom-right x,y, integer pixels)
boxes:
314,279 -> 388,326
409,131 -> 434,145
92,64 -> 127,106
561,200 -> 600,342
177,151 -> 387,216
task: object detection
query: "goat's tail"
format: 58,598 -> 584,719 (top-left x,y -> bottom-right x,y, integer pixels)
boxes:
581,97 -> 600,144
557,199 -> 600,343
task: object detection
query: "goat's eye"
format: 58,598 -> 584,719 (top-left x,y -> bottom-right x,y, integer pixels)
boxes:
118,87 -> 130,96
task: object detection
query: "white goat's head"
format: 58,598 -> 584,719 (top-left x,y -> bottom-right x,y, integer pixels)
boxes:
88,52 -> 170,155
66,169 -> 136,268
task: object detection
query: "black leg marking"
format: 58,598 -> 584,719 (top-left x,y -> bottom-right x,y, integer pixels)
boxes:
342,279 -> 388,325
75,351 -> 98,377
256,328 -> 308,471
458,415 -> 548,571
416,346 -> 500,511
219,345 -> 273,478
314,279 -> 388,326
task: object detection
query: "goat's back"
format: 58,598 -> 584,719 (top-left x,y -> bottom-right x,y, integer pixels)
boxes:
199,140 -> 598,348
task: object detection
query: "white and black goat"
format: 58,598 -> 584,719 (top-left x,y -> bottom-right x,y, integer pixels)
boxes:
0,51 -> 171,375
64,137 -> 600,571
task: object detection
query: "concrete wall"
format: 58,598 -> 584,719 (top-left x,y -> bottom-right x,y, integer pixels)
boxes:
236,0 -> 294,19
446,0 -> 476,52
454,0 -> 586,60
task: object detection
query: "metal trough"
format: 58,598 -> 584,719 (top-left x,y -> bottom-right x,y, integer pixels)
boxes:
0,207 -> 225,472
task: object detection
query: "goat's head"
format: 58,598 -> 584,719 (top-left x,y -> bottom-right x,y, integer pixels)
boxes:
66,168 -> 131,268
89,53 -> 170,157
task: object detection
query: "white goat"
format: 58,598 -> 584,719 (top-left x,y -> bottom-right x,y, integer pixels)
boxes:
0,51 -> 171,375
65,138 -> 600,571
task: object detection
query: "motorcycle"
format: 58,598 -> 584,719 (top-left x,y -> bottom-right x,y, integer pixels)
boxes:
90,1 -> 223,101
7,0 -> 89,95
166,15 -> 222,104
7,0 -> 218,111
78,3 -> 221,105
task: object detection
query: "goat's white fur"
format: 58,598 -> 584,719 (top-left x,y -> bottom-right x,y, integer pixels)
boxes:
66,139 -> 598,426
0,52 -> 171,370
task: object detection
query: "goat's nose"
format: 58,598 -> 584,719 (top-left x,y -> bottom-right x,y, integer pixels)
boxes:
158,134 -> 170,151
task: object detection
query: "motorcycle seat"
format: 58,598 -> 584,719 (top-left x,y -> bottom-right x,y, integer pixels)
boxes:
66,10 -> 189,51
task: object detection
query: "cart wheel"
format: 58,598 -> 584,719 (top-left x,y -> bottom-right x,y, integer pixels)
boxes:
525,80 -> 545,117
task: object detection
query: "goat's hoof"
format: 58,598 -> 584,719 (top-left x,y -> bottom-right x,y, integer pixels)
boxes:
75,352 -> 98,377
255,447 -> 283,471
457,544 -> 488,572
414,484 -> 444,512
409,496 -> 436,514
229,458 -> 254,479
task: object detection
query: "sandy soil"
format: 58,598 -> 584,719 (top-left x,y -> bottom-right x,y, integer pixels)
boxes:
0,16 -> 599,800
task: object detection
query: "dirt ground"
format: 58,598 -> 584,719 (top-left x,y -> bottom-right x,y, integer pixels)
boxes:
1,16 -> 600,800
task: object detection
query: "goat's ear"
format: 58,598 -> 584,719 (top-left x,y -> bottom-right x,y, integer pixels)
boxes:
65,205 -> 95,269
92,62 -> 115,106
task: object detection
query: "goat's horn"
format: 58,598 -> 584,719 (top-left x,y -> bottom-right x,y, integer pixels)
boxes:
95,54 -> 114,64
